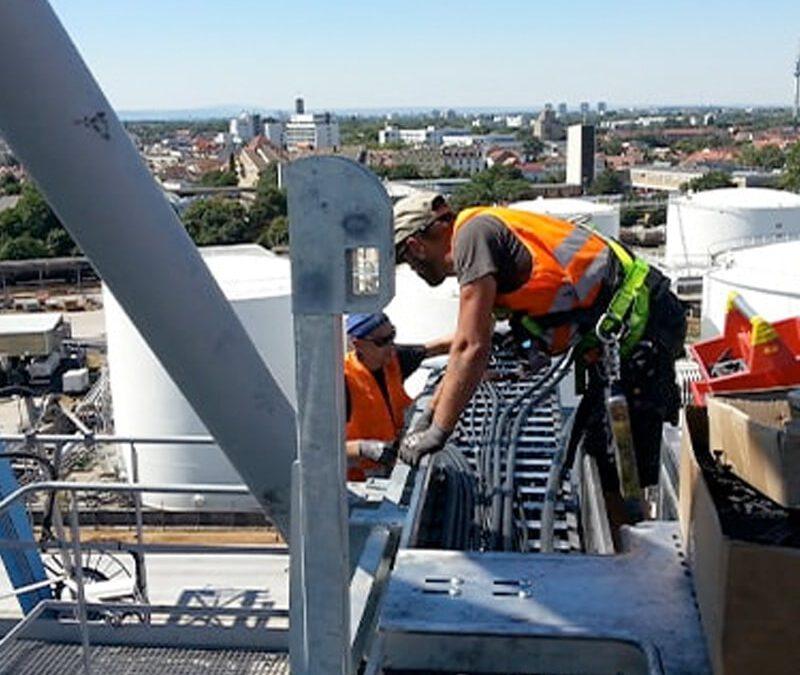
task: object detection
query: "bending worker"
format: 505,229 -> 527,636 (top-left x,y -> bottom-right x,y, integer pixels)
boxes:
394,192 -> 686,498
345,312 -> 450,481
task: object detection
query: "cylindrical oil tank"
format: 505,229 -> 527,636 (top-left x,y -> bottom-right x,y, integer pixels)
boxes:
105,245 -> 295,511
510,198 -> 620,238
701,239 -> 800,338
666,187 -> 800,268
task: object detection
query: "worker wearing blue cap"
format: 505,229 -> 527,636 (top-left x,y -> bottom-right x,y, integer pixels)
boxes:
344,312 -> 450,480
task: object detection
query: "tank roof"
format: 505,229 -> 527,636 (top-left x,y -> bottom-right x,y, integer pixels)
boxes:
200,244 -> 291,301
511,198 -> 617,215
676,187 -> 800,210
0,312 -> 64,336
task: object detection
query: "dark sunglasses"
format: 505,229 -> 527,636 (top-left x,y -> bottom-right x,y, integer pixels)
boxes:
396,211 -> 455,263
364,327 -> 396,347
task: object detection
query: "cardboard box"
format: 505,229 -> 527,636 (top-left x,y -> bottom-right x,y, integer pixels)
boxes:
708,392 -> 800,508
679,406 -> 800,675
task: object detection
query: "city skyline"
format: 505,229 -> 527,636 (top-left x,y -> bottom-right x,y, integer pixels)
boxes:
46,0 -> 800,113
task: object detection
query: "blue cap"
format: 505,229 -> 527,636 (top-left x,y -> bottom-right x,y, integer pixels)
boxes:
346,312 -> 389,338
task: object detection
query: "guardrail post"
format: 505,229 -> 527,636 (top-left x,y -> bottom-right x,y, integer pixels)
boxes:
286,157 -> 393,675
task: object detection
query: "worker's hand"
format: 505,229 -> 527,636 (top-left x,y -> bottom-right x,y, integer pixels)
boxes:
357,440 -> 397,465
399,423 -> 450,467
409,406 -> 434,434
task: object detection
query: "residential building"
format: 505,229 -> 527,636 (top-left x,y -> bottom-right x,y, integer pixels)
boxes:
566,124 -> 596,189
237,136 -> 288,187
441,133 -> 519,149
441,146 -> 485,175
505,115 -> 527,129
379,125 -> 438,146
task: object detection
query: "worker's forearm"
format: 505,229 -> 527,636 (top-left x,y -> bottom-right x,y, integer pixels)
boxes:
433,341 -> 490,431
424,334 -> 453,358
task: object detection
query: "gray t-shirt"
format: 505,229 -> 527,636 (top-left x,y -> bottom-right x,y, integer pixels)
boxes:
453,215 -> 532,293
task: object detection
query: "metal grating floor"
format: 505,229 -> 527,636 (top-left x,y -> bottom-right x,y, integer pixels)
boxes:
0,641 -> 289,675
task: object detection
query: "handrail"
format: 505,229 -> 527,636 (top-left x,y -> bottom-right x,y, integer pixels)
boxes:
0,433 -> 215,444
0,480 -> 250,517
708,231 -> 800,261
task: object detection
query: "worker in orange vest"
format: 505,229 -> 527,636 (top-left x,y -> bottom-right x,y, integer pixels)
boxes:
393,192 -> 686,497
345,312 -> 450,481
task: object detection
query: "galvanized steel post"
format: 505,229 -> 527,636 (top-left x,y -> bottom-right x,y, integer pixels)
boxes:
0,0 -> 297,535
286,157 -> 393,675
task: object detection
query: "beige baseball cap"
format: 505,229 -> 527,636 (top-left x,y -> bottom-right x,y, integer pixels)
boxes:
393,191 -> 445,246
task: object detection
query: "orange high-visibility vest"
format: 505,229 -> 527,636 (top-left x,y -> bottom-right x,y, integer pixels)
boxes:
453,206 -> 612,354
344,350 -> 412,481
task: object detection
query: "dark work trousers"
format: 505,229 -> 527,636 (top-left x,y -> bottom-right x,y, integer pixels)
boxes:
569,267 -> 687,489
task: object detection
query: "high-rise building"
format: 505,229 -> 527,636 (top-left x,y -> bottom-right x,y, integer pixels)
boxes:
580,101 -> 590,117
557,102 -> 568,117
229,112 -> 258,144
263,118 -> 284,147
295,97 -> 305,115
566,124 -> 595,190
285,112 -> 340,151
597,101 -> 608,116
533,108 -> 564,141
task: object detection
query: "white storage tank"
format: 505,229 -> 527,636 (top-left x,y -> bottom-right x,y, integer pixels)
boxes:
701,239 -> 800,338
666,187 -> 800,268
384,265 -> 460,397
105,245 -> 295,511
510,198 -> 620,238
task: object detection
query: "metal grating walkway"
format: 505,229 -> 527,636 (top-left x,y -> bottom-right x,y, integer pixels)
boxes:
0,641 -> 289,675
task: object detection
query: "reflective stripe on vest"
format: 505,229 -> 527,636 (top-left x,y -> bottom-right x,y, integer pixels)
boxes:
344,351 -> 412,481
454,206 -> 611,354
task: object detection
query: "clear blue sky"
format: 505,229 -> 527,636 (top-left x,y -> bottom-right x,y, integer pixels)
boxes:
50,0 -> 800,112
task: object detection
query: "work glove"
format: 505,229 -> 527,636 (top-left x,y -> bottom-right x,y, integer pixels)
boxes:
399,423 -> 450,467
409,406 -> 434,434
357,440 -> 396,465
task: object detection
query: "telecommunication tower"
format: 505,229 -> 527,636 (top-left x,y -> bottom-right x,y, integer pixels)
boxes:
795,43 -> 800,130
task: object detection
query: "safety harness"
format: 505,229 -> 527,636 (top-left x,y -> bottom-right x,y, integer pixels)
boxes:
517,228 -> 651,358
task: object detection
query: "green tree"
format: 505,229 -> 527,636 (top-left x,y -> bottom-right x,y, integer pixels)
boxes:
0,234 -> 49,260
256,215 -> 289,249
781,142 -> 800,192
198,169 -> 238,187
738,143 -> 785,170
589,170 -> 627,195
373,163 -> 422,180
521,136 -> 544,161
0,183 -> 78,257
451,165 -> 534,211
0,173 -> 21,195
46,228 -> 79,257
681,171 -> 735,192
599,137 -> 624,156
182,196 -> 250,245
